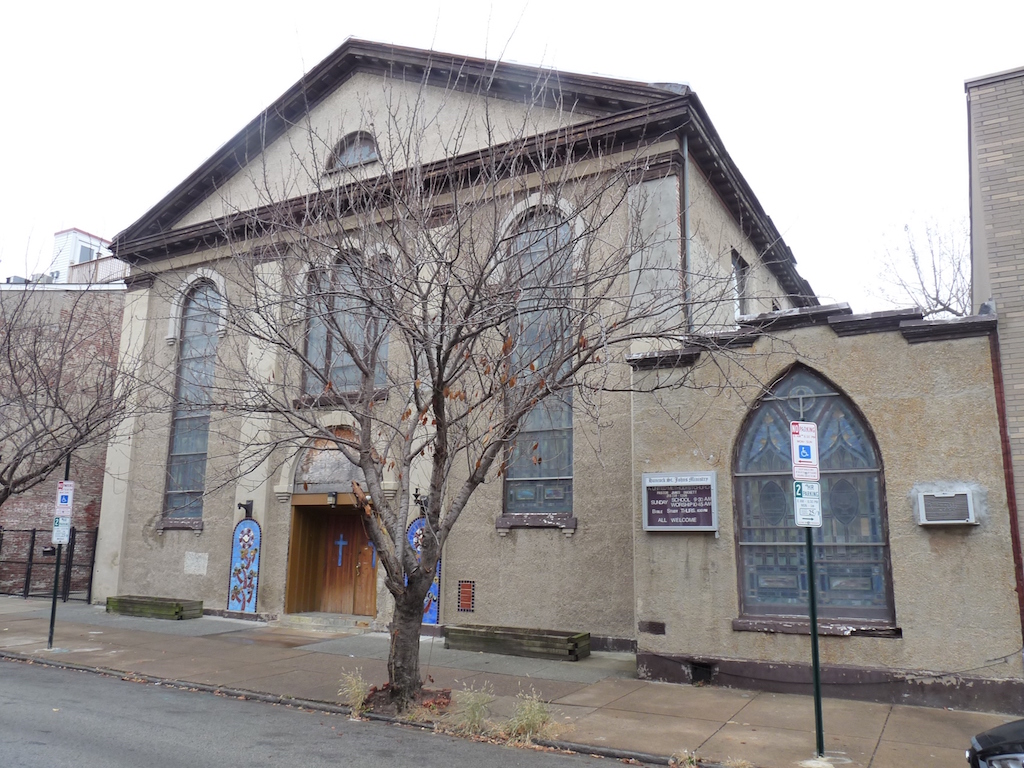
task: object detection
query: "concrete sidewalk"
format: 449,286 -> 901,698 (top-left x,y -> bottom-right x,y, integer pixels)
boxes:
0,596 -> 1015,768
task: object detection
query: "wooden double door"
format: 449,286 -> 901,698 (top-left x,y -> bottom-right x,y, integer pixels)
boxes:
321,514 -> 377,615
285,506 -> 377,617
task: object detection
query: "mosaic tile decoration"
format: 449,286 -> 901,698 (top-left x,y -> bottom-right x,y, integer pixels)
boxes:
406,516 -> 440,625
227,518 -> 261,613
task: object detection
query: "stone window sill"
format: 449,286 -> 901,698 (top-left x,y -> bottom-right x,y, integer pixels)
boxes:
157,518 -> 204,535
732,617 -> 901,638
292,389 -> 388,408
496,513 -> 577,537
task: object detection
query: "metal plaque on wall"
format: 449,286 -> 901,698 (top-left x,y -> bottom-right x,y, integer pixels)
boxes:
642,472 -> 718,532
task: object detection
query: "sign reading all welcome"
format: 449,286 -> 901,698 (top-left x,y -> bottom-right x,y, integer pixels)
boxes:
642,472 -> 718,532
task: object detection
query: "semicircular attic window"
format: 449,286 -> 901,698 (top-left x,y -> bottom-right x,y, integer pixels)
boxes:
329,132 -> 378,171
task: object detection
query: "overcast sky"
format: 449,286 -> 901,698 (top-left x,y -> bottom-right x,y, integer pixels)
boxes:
2,1 -> 1022,311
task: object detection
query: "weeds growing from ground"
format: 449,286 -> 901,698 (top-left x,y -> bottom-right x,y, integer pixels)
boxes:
338,668 -> 371,716
440,684 -> 495,735
502,689 -> 554,744
669,750 -> 699,767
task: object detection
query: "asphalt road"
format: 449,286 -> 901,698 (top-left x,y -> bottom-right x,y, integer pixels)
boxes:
0,660 -> 609,768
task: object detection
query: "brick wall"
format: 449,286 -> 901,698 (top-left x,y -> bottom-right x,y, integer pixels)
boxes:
0,441 -> 108,531
0,287 -> 124,534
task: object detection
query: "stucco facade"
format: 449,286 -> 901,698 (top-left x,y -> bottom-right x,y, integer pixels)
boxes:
91,40 -> 1024,713
630,307 -> 1021,709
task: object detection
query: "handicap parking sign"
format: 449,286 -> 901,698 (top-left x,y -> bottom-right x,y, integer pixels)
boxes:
799,445 -> 811,460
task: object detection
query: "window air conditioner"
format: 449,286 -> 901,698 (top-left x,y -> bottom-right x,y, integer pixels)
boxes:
917,489 -> 977,525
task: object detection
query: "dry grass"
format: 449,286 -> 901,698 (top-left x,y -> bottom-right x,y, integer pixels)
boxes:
669,749 -> 699,767
338,668 -> 371,716
438,684 -> 496,735
500,689 -> 556,744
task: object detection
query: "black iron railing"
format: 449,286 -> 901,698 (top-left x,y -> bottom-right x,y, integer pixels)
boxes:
0,527 -> 98,602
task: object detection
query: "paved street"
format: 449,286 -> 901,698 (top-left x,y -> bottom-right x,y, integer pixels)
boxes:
0,597 -> 1017,768
0,661 -> 608,768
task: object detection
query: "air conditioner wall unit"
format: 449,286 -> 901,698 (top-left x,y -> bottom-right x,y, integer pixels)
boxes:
917,488 -> 977,526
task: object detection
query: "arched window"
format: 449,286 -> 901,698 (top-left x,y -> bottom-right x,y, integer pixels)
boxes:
164,281 -> 222,522
734,367 -> 894,626
304,256 -> 387,397
503,211 -> 574,517
329,132 -> 378,171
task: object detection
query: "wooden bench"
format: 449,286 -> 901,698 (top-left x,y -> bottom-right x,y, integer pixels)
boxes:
444,625 -> 590,661
106,595 -> 204,620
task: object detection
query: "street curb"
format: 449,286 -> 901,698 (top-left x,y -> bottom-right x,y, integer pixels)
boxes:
1,651 -> 733,768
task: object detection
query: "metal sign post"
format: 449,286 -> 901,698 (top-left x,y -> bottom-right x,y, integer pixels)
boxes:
791,424 -> 825,758
48,458 -> 73,650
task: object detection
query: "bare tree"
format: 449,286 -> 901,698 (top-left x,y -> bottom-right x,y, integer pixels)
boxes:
0,285 -> 128,509
141,64 -> 793,709
875,218 -> 971,318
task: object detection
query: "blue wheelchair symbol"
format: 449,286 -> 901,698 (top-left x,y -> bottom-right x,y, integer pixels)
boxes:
59,494 -> 70,505
798,445 -> 812,460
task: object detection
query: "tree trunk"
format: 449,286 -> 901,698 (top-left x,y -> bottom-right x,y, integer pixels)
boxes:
386,573 -> 432,710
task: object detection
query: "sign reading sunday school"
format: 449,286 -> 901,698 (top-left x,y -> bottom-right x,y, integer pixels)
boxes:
642,472 -> 718,532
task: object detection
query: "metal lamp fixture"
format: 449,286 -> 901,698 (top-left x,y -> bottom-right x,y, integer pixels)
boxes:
327,491 -> 337,508
413,488 -> 429,514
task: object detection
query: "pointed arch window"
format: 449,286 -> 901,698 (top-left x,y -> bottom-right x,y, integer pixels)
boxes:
163,281 -> 222,524
503,211 -> 574,519
329,132 -> 378,171
734,367 -> 895,628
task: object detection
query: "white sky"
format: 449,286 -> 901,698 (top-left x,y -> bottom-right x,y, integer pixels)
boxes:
2,1 -> 1022,311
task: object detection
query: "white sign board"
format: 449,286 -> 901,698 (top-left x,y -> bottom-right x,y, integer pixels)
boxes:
790,421 -> 820,482
793,481 -> 822,527
52,480 -> 74,545
52,516 -> 71,545
55,480 -> 75,512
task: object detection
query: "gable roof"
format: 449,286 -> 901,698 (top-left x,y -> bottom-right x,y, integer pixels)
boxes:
111,38 -> 815,305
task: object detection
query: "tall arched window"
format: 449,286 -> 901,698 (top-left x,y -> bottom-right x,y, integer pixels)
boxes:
734,367 -> 894,626
164,281 -> 222,522
503,211 -> 574,517
304,256 -> 388,397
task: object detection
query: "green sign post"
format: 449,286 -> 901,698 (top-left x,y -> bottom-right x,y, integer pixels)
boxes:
792,423 -> 825,759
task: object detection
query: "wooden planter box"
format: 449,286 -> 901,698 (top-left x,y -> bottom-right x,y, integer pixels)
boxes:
444,625 -> 590,661
106,595 -> 203,620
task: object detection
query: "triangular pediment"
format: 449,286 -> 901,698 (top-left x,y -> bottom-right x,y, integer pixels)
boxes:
112,38 -> 679,255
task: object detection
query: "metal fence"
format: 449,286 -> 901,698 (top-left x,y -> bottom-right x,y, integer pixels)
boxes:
0,527 -> 98,602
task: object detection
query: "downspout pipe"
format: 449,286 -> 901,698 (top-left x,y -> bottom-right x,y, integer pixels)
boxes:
682,133 -> 692,333
990,329 -> 1024,649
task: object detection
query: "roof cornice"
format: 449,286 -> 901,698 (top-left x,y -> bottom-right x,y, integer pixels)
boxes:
112,38 -> 680,249
111,39 -> 815,308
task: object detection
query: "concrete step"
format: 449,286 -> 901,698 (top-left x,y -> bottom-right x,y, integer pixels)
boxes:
276,612 -> 374,633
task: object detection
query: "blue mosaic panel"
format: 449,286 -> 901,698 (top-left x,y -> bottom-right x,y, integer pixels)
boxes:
406,517 -> 440,625
228,519 -> 261,613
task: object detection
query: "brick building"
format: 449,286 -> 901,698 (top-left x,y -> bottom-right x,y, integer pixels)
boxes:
0,283 -> 125,598
966,67 -> 1024,634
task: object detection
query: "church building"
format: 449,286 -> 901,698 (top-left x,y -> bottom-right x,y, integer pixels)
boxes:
93,40 -> 1023,712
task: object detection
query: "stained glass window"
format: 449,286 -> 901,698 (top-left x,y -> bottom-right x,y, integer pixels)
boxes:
305,258 -> 388,396
734,368 -> 894,624
504,211 -> 574,515
165,282 -> 221,519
